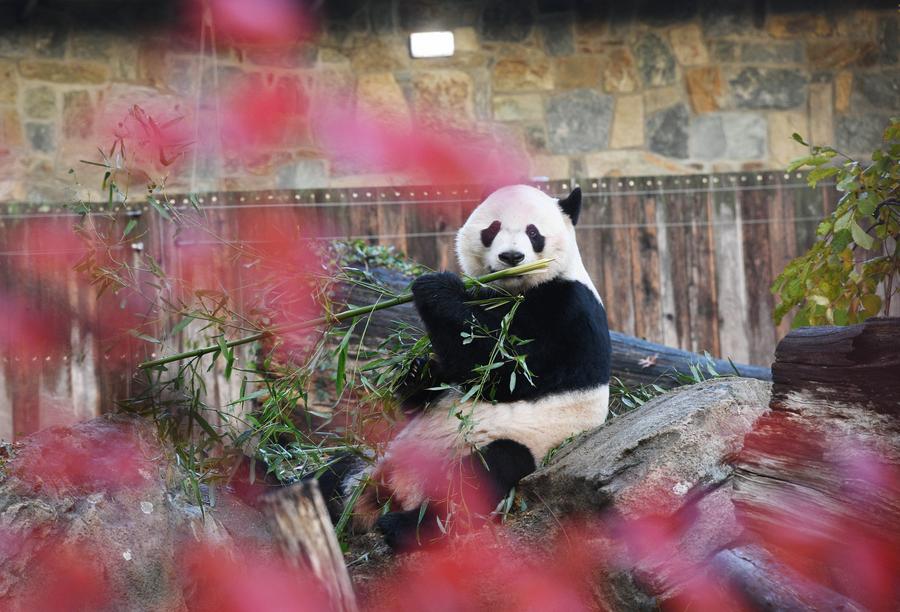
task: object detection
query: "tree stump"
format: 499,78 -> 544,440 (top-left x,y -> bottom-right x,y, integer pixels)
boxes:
262,481 -> 359,612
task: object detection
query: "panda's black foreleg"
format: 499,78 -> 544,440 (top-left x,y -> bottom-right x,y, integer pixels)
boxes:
375,439 -> 536,552
410,272 -> 505,381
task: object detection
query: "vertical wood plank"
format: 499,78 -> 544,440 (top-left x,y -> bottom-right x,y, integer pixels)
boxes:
653,176 -> 679,349
711,174 -> 751,364
740,172 -> 778,365
660,175 -> 693,352
602,177 -> 635,335
627,177 -> 662,342
692,176 -> 719,356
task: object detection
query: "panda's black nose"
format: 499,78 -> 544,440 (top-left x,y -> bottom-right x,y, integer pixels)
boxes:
498,250 -> 525,266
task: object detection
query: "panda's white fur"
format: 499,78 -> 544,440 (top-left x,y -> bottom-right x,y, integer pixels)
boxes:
348,184 -> 610,531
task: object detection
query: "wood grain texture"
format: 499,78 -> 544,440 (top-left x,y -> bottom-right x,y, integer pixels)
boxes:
262,480 -> 359,612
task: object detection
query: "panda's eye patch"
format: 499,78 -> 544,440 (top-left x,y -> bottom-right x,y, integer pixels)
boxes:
481,220 -> 501,247
526,224 -> 545,252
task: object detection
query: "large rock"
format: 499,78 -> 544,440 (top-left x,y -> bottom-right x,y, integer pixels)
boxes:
521,378 -> 771,519
0,416 -> 274,611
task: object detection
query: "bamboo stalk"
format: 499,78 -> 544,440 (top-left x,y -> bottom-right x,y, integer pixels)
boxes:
138,258 -> 554,369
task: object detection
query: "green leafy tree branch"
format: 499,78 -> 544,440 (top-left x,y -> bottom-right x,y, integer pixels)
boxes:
772,118 -> 899,327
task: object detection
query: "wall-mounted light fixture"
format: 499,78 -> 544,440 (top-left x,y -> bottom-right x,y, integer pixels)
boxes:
409,31 -> 455,58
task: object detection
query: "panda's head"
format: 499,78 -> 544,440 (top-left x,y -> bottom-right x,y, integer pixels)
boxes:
455,185 -> 584,292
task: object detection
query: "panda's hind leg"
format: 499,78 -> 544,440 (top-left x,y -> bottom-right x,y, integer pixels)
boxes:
376,439 -> 536,552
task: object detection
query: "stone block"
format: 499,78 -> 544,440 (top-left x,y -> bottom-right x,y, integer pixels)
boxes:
357,72 -> 410,124
686,66 -> 725,113
545,89 -> 614,153
524,124 -> 548,151
768,111 -> 809,167
834,71 -> 852,113
633,32 -> 677,87
529,154 -> 570,180
411,70 -> 474,127
643,85 -> 683,114
646,103 -> 689,159
555,56 -> 602,89
493,55 -> 553,91
602,47 -> 639,93
740,42 -> 804,64
730,68 -> 808,109
69,32 -> 115,61
808,83 -> 833,146
0,108 -> 24,148
62,91 -> 94,140
878,16 -> 899,64
689,112 -> 766,160
808,41 -> 877,70
25,122 -> 54,153
18,60 -> 108,84
669,24 -> 709,66
0,60 -> 17,104
350,37 -> 409,73
609,94 -> 644,149
767,13 -> 833,38
23,86 -> 56,120
539,14 -> 575,56
835,115 -> 891,155
710,41 -> 737,63
0,26 -> 64,59
850,70 -> 900,112
492,94 -> 544,122
688,114 -> 726,160
453,27 -> 479,53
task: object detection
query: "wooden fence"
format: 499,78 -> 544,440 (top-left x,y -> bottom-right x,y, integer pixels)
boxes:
3,170 -> 886,440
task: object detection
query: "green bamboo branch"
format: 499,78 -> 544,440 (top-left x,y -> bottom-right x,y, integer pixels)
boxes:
138,258 -> 554,370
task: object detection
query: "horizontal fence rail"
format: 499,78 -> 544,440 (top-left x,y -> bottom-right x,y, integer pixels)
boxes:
0,171 -> 847,439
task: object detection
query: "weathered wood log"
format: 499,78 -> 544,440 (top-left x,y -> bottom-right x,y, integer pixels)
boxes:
771,316 -> 900,415
262,481 -> 359,612
711,546 -> 864,612
334,265 -> 772,388
730,317 -> 900,611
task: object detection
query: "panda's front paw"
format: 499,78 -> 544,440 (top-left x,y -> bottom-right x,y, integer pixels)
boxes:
411,272 -> 467,306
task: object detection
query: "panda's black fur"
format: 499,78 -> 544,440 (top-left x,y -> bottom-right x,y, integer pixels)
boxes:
315,185 -> 611,550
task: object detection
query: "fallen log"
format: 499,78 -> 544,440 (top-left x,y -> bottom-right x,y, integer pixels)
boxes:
334,265 -> 771,388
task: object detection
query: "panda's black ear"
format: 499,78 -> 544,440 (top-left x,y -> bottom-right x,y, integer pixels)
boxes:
558,187 -> 582,225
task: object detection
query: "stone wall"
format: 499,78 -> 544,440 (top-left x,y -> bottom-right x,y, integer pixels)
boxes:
0,1 -> 897,202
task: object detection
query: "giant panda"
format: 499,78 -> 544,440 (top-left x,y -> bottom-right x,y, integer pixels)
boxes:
319,184 -> 611,550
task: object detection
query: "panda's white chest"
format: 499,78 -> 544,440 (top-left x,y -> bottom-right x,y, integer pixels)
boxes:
392,384 -> 610,463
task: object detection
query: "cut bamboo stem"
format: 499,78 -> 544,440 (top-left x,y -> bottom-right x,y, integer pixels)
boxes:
138,258 -> 554,369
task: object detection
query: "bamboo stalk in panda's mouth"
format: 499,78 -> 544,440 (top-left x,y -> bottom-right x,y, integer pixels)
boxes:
138,258 -> 555,370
